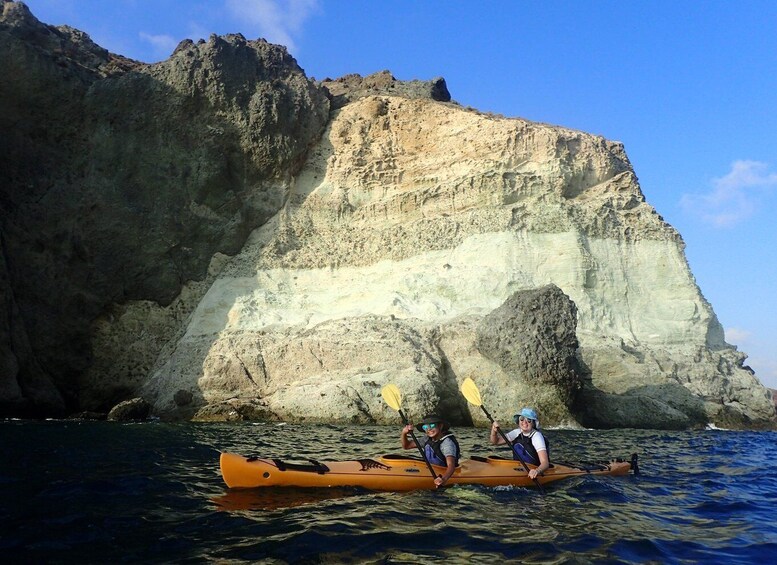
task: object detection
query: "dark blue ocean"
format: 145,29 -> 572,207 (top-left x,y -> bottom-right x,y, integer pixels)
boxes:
1,421 -> 776,564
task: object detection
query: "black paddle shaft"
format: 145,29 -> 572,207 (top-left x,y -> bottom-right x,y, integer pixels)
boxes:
398,408 -> 440,480
480,405 -> 546,495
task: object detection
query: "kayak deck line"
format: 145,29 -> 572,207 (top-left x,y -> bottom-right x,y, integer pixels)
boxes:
247,457 -> 331,474
220,452 -> 638,491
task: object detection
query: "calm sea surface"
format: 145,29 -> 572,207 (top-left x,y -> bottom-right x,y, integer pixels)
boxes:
1,421 -> 776,563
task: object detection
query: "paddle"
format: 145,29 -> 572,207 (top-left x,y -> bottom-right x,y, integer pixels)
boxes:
381,383 -> 440,482
460,377 -> 546,494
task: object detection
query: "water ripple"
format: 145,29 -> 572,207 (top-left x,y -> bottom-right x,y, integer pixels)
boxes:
1,422 -> 776,563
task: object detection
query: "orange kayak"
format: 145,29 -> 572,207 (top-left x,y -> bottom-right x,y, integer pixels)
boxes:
220,452 -> 637,491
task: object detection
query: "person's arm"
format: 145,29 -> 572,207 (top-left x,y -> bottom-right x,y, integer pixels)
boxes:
435,455 -> 457,487
527,435 -> 550,479
400,424 -> 416,449
490,420 -> 507,445
528,449 -> 549,479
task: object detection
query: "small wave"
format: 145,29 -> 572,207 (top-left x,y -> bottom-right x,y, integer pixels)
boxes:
705,423 -> 733,431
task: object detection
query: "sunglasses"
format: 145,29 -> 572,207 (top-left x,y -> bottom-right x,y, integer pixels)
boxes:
514,415 -> 534,424
421,423 -> 438,431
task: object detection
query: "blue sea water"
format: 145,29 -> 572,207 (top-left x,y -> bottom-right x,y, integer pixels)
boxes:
1,421 -> 776,564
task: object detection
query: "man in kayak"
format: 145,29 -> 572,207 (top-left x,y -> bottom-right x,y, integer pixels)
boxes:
401,414 -> 460,487
490,407 -> 550,480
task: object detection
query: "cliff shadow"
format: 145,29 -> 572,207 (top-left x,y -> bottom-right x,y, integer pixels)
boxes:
435,348 -> 475,428
572,380 -> 708,430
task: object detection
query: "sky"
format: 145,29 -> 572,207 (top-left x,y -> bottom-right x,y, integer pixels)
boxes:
18,0 -> 777,389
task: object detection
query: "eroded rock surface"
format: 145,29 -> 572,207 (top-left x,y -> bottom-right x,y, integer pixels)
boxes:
320,69 -> 451,109
2,0 -> 774,429
142,93 -> 774,429
477,284 -> 582,406
0,0 -> 329,415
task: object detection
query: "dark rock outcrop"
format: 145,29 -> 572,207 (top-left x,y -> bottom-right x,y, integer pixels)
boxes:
0,0 -> 330,415
107,397 -> 150,421
320,70 -> 451,109
191,399 -> 278,422
476,284 -> 583,406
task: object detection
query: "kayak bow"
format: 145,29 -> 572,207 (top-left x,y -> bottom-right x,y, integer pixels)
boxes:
220,452 -> 637,491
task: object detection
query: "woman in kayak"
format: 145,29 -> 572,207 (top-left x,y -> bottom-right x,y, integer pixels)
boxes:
490,407 -> 549,480
401,414 -> 460,487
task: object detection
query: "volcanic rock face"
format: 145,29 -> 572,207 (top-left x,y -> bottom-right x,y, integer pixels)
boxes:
319,70 -> 451,109
477,285 -> 583,407
0,0 -> 329,414
1,0 -> 774,428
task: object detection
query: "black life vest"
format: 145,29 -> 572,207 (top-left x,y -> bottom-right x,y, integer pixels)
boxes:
424,433 -> 460,466
512,430 -> 549,466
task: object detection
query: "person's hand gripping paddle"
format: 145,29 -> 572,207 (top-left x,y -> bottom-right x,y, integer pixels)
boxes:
460,377 -> 545,494
381,383 -> 440,483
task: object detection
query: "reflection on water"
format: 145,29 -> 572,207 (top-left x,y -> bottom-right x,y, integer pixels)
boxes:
211,486 -> 367,511
1,421 -> 776,563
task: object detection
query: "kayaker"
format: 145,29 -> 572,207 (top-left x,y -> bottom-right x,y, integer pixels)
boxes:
401,414 -> 460,488
490,407 -> 549,479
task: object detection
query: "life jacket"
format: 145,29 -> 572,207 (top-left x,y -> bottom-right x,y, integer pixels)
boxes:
424,433 -> 461,466
512,430 -> 549,466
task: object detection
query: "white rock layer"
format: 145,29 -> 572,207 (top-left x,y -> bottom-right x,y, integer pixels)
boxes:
140,96 -> 774,428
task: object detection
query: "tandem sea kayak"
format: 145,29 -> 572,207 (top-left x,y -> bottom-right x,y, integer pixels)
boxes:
220,452 -> 638,491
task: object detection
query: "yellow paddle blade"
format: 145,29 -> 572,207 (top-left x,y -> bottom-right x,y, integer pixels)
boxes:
460,377 -> 483,407
381,383 -> 402,411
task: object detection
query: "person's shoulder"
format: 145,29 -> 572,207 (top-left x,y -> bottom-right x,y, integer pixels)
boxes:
440,434 -> 459,448
440,434 -> 459,455
532,430 -> 548,448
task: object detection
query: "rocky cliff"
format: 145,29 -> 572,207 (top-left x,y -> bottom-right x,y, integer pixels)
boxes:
1,0 -> 774,429
0,0 -> 328,414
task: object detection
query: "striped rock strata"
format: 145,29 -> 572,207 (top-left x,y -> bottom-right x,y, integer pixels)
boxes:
139,95 -> 775,429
